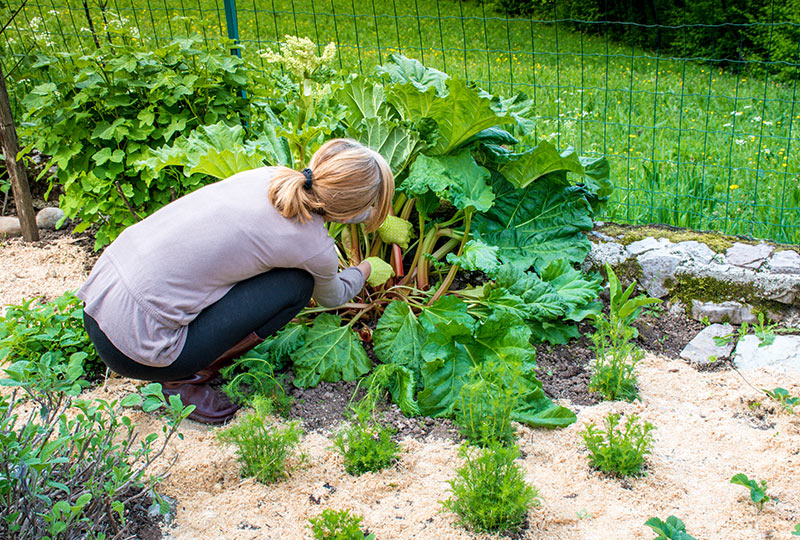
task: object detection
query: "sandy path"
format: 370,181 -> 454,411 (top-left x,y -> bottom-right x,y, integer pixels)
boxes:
2,235 -> 799,540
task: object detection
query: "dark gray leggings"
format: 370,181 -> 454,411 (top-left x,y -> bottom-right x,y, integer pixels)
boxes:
83,268 -> 314,382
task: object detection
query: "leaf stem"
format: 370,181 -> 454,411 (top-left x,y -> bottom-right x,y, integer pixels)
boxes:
429,208 -> 473,305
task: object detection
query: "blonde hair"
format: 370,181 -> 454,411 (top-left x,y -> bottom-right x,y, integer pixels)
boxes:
268,139 -> 394,232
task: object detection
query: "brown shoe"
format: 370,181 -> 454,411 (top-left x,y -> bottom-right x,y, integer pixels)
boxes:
162,382 -> 241,424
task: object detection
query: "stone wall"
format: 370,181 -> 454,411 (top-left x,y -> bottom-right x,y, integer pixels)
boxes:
583,228 -> 800,324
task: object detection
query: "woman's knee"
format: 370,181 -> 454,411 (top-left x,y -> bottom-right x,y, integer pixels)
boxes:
268,267 -> 314,307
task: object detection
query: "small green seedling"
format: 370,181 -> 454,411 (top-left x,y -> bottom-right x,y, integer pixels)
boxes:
308,508 -> 375,540
792,523 -> 800,536
753,312 -> 777,347
730,473 -> 775,511
763,387 -> 799,413
580,412 -> 655,477
644,516 -> 697,540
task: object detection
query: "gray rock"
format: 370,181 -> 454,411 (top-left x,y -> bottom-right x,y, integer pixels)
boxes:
680,323 -> 735,364
636,249 -> 681,298
725,242 -> 774,270
733,335 -> 800,374
752,272 -> 800,304
627,237 -> 672,256
675,260 -> 799,305
768,250 -> 800,275
0,216 -> 22,238
690,300 -> 757,324
582,241 -> 628,272
35,207 -> 65,230
672,241 -> 716,265
668,301 -> 686,318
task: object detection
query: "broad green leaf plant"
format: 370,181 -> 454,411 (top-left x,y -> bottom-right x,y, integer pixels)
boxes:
20,34 -> 251,249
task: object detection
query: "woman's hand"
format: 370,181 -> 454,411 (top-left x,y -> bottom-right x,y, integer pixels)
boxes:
356,260 -> 372,280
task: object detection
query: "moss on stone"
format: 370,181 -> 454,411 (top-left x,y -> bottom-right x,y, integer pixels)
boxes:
670,274 -> 788,314
596,222 -> 800,255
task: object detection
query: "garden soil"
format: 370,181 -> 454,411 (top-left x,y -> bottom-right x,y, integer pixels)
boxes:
2,233 -> 799,540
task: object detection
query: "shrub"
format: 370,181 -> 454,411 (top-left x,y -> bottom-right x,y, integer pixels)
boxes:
0,292 -> 104,379
581,412 -> 655,477
442,441 -> 540,534
308,508 -> 375,540
332,395 -> 399,476
216,396 -> 305,484
0,356 -> 192,539
20,33 -> 251,249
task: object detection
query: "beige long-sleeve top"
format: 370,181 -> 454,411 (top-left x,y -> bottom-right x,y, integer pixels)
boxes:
77,167 -> 365,367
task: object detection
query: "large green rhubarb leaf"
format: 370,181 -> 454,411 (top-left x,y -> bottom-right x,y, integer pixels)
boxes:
377,54 -> 449,95
418,311 -> 531,417
500,140 -> 585,189
290,314 -> 371,388
512,385 -> 577,427
417,319 -> 479,418
427,79 -> 514,156
445,239 -> 500,274
135,121 -> 280,181
418,295 -> 475,334
373,301 -> 426,376
338,77 -> 388,126
474,175 -> 594,272
402,150 -> 494,212
369,363 -> 420,416
189,148 -> 265,179
540,259 -> 603,318
352,117 -> 424,175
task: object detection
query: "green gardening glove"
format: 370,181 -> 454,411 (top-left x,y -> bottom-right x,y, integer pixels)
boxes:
364,256 -> 395,287
377,215 -> 414,249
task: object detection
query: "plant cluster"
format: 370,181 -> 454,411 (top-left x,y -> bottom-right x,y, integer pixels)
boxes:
0,292 -> 104,379
442,441 -> 540,534
20,34 -> 251,249
645,515 -> 697,540
453,361 -> 518,446
589,264 -> 660,401
0,355 -> 191,539
580,412 -> 656,477
308,508 -> 375,540
216,395 -> 306,484
332,387 -> 400,476
730,473 -> 775,512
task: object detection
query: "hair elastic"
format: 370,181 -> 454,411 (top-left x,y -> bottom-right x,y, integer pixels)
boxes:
301,168 -> 314,190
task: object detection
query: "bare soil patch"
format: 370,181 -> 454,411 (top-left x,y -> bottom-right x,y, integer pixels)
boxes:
2,230 -> 799,540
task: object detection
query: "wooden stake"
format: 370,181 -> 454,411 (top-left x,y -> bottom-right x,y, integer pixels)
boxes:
0,61 -> 38,241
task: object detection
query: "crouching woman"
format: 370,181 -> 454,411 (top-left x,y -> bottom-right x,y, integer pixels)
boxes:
78,139 -> 394,423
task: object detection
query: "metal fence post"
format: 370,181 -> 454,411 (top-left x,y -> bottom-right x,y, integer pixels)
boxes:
223,0 -> 242,58
222,0 -> 247,101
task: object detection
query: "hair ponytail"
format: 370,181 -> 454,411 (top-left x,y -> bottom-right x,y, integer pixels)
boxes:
268,167 -> 325,223
267,139 -> 395,231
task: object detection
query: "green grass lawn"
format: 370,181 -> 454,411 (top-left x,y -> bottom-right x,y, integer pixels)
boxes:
4,0 -> 800,243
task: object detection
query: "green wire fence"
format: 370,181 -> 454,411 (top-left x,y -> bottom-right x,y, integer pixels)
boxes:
2,0 -> 800,244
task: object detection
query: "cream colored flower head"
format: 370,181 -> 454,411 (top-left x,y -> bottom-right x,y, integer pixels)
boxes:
261,35 -> 336,80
